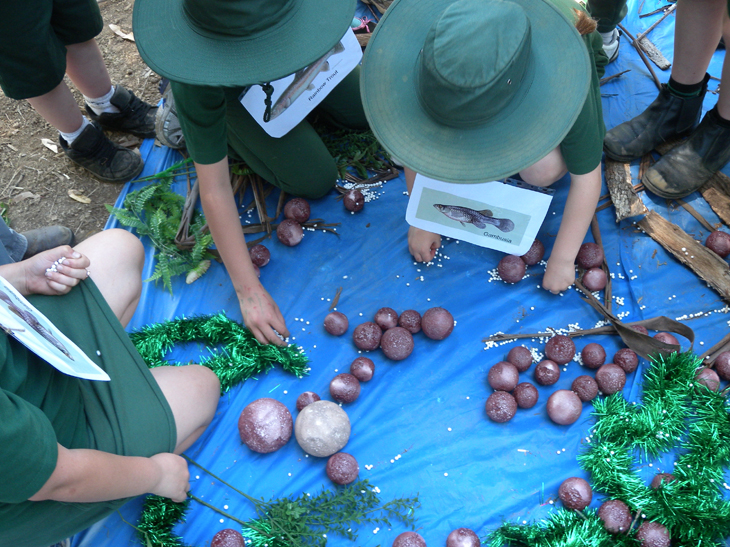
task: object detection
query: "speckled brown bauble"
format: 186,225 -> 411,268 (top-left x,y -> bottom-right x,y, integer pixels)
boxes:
488,361 -> 519,391
520,239 -> 545,266
581,343 -> 606,369
330,373 -> 361,403
498,254 -> 526,283
296,391 -> 320,411
392,531 -> 427,547
558,477 -> 592,510
276,219 -> 303,246
582,267 -> 607,292
249,244 -> 270,267
326,452 -> 359,485
576,242 -> 604,269
295,400 -> 351,457
650,473 -> 676,489
695,367 -> 720,391
343,189 -> 365,212
630,325 -> 649,335
545,335 -> 575,365
598,500 -> 632,534
381,326 -> 415,361
353,321 -> 383,351
350,356 -> 375,382
596,364 -> 626,395
547,390 -> 582,425
238,398 -> 292,453
513,382 -> 538,409
324,311 -> 349,336
421,307 -> 454,340
714,351 -> 730,380
635,521 -> 671,547
374,307 -> 399,330
572,375 -> 598,402
398,309 -> 422,334
705,230 -> 730,258
211,528 -> 245,547
534,359 -> 560,386
446,528 -> 480,547
613,348 -> 639,374
485,391 -> 517,423
284,197 -> 311,223
653,332 -> 680,347
507,346 -> 533,372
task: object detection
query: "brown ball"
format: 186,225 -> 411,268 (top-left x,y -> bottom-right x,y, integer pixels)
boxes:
211,529 -> 245,547
421,307 -> 454,340
635,521 -> 671,547
582,267 -> 607,292
650,473 -> 676,489
598,499 -> 632,534
595,364 -> 626,395
284,197 -> 311,223
534,359 -> 560,386
398,309 -> 422,334
249,244 -> 270,267
630,325 -> 649,335
547,390 -> 582,425
330,373 -> 361,404
545,335 -> 575,365
353,321 -> 383,351
520,239 -> 545,266
446,528 -> 480,547
238,398 -> 292,453
613,348 -> 639,374
485,391 -> 518,423
513,382 -> 539,409
276,219 -> 303,246
343,189 -> 365,212
506,346 -> 533,372
558,477 -> 592,510
695,367 -> 721,391
324,311 -> 349,336
296,391 -> 320,411
487,361 -> 520,392
576,242 -> 604,269
326,452 -> 359,485
714,351 -> 730,380
705,230 -> 730,258
392,531 -> 427,547
498,254 -> 526,283
581,343 -> 606,369
653,332 -> 680,348
380,326 -> 415,361
350,356 -> 375,382
571,375 -> 599,402
374,307 -> 399,330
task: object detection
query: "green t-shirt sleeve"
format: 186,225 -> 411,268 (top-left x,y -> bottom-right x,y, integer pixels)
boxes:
171,81 -> 230,165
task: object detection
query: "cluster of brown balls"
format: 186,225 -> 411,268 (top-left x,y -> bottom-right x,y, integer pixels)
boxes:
496,239 -> 545,283
274,197 -> 311,247
576,242 -> 607,292
390,526 -> 480,547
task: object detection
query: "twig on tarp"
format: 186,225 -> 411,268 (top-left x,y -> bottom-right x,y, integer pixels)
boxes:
639,3 -> 674,18
636,4 -> 677,40
330,287 -> 343,311
673,198 -> 715,232
617,23 -> 662,90
600,69 -> 631,86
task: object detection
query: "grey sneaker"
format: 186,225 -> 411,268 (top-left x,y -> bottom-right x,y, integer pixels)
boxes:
155,84 -> 186,150
601,28 -> 620,64
85,85 -> 157,138
21,226 -> 75,259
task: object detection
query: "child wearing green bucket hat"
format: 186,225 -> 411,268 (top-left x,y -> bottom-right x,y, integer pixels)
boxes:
361,0 -> 608,294
133,0 -> 367,345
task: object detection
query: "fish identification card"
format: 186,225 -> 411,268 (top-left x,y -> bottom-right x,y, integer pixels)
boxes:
240,29 -> 362,138
406,174 -> 554,256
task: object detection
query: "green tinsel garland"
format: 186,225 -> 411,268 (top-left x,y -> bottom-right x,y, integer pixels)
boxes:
137,496 -> 191,547
488,352 -> 730,546
130,312 -> 310,391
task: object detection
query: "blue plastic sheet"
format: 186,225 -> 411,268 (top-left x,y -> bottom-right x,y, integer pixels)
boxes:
72,1 -> 730,545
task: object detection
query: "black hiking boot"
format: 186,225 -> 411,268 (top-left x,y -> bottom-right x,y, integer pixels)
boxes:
21,226 -> 75,259
60,122 -> 144,183
642,107 -> 730,199
603,74 -> 709,162
85,85 -> 157,138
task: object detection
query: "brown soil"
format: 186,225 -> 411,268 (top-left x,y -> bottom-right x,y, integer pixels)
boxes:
0,0 -> 161,243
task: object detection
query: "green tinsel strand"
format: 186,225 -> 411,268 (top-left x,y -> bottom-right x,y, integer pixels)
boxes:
241,520 -> 291,547
136,495 -> 190,547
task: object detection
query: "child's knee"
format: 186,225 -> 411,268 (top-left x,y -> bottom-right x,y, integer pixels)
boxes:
519,148 -> 567,186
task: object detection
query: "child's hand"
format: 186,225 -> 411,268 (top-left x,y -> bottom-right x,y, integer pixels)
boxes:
408,226 -> 440,263
23,246 -> 91,296
239,282 -> 290,346
542,256 -> 576,294
149,453 -> 190,502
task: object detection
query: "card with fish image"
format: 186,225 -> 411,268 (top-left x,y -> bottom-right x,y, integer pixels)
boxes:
0,275 -> 109,381
239,29 -> 362,138
406,174 -> 554,256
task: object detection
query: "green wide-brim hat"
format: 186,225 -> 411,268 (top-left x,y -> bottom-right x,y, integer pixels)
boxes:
361,0 -> 591,183
134,0 -> 356,86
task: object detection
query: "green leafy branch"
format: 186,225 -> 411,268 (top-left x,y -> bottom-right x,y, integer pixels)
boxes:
314,124 -> 393,179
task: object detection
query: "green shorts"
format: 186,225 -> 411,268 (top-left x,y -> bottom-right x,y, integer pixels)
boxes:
0,0 -> 103,99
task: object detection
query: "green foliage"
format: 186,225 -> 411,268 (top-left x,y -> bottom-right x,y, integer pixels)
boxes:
314,124 -> 392,179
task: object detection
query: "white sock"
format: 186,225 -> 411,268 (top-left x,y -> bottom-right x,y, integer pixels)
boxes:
84,85 -> 120,115
59,117 -> 90,145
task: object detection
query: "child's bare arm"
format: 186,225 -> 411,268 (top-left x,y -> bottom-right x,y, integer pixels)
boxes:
404,167 -> 441,262
542,164 -> 602,293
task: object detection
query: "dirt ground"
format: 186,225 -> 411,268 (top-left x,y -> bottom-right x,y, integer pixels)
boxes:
0,0 -> 161,243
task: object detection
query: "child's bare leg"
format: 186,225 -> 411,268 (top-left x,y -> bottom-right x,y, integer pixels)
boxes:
26,81 -> 86,134
65,39 -> 113,98
518,147 -> 567,186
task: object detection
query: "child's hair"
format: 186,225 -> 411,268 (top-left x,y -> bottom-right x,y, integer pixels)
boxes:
573,8 -> 598,36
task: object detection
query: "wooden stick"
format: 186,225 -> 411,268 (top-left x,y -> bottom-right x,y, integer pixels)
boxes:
636,4 -> 677,41
618,23 -> 662,90
674,198 -> 715,232
600,69 -> 631,86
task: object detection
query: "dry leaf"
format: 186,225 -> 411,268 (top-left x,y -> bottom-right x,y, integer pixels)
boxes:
68,189 -> 91,204
13,191 -> 40,202
109,24 -> 134,42
41,138 -> 59,153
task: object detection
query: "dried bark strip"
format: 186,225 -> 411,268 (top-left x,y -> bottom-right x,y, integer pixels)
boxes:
604,159 -> 648,221
700,171 -> 730,227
